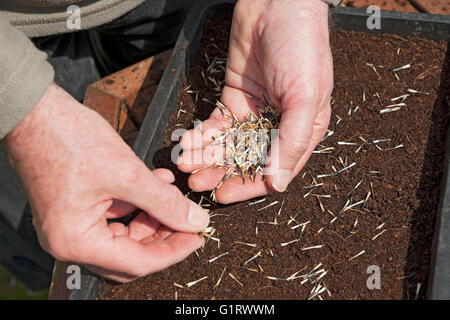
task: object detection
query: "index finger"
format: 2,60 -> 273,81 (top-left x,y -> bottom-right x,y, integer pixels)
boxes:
80,225 -> 204,279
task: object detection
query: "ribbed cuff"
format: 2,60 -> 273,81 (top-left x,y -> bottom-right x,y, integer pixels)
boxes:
0,47 -> 54,139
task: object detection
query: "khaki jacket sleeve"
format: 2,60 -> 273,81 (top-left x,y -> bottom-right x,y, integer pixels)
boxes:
0,15 -> 54,139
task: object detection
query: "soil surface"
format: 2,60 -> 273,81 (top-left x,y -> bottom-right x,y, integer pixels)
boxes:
101,13 -> 449,300
344,0 -> 449,15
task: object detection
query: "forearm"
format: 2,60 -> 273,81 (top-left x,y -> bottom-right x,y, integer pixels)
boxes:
3,83 -> 60,167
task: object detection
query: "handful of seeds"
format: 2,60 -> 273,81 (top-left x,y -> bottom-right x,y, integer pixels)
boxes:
210,98 -> 281,201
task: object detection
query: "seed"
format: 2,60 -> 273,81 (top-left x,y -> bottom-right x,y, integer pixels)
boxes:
313,147 -> 334,154
257,201 -> 279,211
355,143 -> 365,153
257,264 -> 264,273
267,276 -> 287,281
339,162 -> 356,174
383,102 -> 406,108
286,267 -> 307,281
361,169 -> 380,175
398,273 -> 416,280
407,88 -> 429,95
372,138 -> 391,144
234,241 -> 257,248
415,283 -> 422,300
248,198 -> 266,206
383,144 -> 404,151
287,211 -> 301,225
210,236 -> 220,249
317,196 -> 325,213
209,213 -> 229,218
320,130 -> 335,143
347,179 -> 363,196
185,276 -> 208,288
349,219 -> 358,234
349,250 -> 365,261
228,273 -> 243,287
281,239 -> 300,247
391,94 -> 409,102
303,186 -> 317,198
314,270 -> 328,283
291,220 -> 310,230
372,229 -> 386,241
373,92 -> 383,106
233,265 -> 258,273
317,173 -> 335,179
309,285 -> 327,300
302,183 -> 324,189
194,250 -> 203,265
243,250 -> 262,265
277,199 -> 285,216
302,245 -> 324,251
363,190 -> 372,204
344,199 -> 365,212
307,264 -> 323,275
214,267 -> 227,289
375,223 -> 386,231
177,108 -> 187,118
380,107 -> 401,114
208,252 -> 229,264
392,64 -> 411,72
269,249 -> 277,264
367,63 -> 381,79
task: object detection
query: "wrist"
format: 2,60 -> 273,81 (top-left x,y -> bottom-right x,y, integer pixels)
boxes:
4,83 -> 66,164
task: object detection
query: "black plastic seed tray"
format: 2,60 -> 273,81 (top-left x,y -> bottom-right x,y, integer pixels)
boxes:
66,1 -> 450,300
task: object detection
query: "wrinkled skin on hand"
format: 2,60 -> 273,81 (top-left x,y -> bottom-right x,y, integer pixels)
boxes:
4,84 -> 210,283
178,0 -> 333,203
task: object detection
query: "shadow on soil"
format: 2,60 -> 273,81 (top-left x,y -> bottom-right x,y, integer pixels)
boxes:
404,43 -> 450,299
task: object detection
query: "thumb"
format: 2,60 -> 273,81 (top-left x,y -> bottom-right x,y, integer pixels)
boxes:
112,163 -> 210,233
266,104 -> 315,192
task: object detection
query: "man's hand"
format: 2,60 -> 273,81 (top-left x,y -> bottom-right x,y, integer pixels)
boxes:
3,83 -> 209,282
178,0 -> 333,203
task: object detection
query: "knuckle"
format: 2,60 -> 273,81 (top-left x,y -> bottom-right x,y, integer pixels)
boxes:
286,139 -> 310,159
159,183 -> 184,212
119,163 -> 143,186
297,85 -> 321,105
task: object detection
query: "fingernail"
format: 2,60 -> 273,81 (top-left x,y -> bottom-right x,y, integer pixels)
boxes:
188,203 -> 210,230
272,169 -> 292,192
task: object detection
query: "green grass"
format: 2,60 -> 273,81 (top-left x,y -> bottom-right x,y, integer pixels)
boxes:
0,265 -> 48,300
